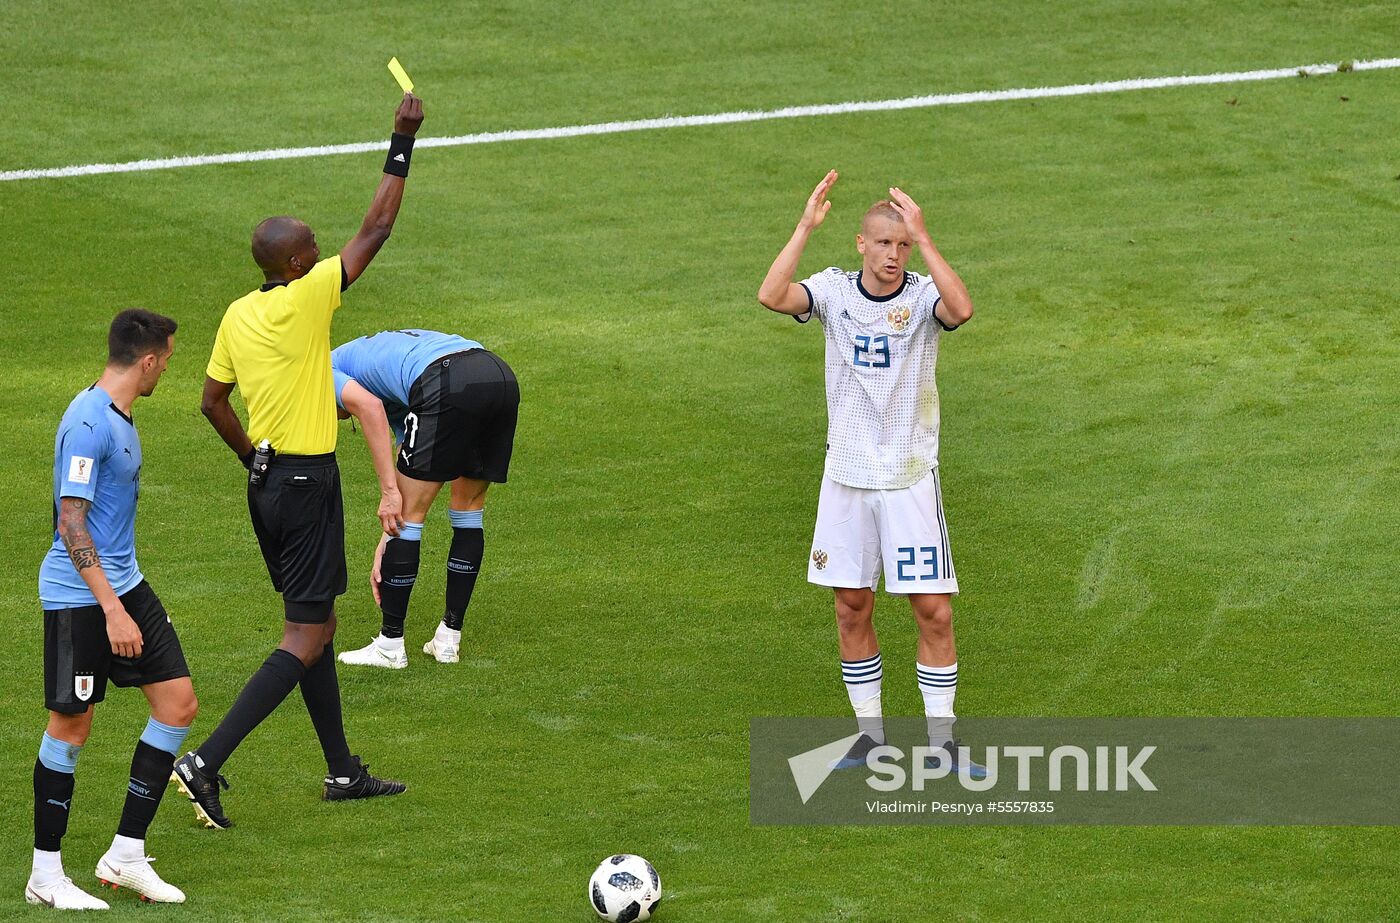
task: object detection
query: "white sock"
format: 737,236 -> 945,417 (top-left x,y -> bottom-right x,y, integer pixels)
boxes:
31,848 -> 63,883
918,660 -> 957,748
108,834 -> 145,862
376,634 -> 405,652
842,652 -> 885,744
435,622 -> 461,640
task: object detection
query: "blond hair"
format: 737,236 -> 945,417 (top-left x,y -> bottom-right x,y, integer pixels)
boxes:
862,200 -> 904,232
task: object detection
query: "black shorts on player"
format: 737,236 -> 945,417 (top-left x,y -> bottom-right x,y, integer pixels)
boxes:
43,580 -> 191,715
247,453 -> 348,623
398,348 -> 519,483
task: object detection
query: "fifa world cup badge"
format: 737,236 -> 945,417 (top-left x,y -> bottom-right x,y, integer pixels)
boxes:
811,549 -> 829,570
887,306 -> 911,332
75,674 -> 94,701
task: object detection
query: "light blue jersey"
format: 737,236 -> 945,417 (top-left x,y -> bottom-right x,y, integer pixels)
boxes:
39,385 -> 145,609
331,329 -> 482,439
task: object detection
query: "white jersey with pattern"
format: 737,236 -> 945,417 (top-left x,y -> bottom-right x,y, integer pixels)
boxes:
798,267 -> 954,490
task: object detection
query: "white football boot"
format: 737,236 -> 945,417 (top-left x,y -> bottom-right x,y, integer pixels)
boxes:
423,623 -> 461,663
25,875 -> 110,910
95,854 -> 185,904
338,635 -> 408,669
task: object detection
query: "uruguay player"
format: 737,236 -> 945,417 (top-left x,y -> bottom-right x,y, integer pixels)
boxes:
29,310 -> 196,908
758,173 -> 983,775
331,329 -> 519,668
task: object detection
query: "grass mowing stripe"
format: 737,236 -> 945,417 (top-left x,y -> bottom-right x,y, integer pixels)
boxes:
2,56 -> 1396,183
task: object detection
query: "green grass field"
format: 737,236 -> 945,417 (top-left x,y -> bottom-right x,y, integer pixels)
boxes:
3,1 -> 1399,919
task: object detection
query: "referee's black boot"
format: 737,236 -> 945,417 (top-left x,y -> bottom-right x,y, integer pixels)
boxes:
171,752 -> 233,829
322,756 -> 407,802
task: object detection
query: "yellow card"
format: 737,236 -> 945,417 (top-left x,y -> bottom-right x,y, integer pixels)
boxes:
387,57 -> 414,93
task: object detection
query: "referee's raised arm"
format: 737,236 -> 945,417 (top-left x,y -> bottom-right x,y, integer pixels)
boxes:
340,93 -> 425,287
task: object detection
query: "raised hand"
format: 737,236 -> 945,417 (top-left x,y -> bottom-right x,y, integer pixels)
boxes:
887,186 -> 928,239
394,93 -> 424,136
800,170 -> 840,230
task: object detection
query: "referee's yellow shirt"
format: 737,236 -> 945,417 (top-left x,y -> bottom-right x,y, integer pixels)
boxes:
206,255 -> 343,456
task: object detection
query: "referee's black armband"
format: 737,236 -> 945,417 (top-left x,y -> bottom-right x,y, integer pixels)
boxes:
384,133 -> 415,177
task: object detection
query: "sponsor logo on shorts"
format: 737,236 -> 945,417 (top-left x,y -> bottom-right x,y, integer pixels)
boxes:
812,549 -> 828,571
887,306 -> 911,332
74,674 -> 94,701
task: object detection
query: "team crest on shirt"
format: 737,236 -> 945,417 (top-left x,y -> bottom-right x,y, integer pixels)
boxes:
887,306 -> 911,332
811,549 -> 828,571
74,674 -> 94,702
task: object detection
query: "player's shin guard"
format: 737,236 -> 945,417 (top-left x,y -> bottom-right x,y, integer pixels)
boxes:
379,523 -> 423,639
34,734 -> 80,853
300,643 -> 354,778
444,509 -> 483,632
841,652 -> 885,744
918,661 -> 958,749
197,649 -> 306,773
115,719 -> 190,840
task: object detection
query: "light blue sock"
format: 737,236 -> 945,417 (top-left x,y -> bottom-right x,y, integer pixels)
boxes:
38,733 -> 81,774
449,508 -> 483,529
138,716 -> 191,755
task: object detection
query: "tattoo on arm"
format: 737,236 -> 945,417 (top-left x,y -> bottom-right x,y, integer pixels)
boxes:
58,498 -> 100,571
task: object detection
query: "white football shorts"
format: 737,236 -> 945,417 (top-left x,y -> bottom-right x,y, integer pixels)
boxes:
807,470 -> 958,595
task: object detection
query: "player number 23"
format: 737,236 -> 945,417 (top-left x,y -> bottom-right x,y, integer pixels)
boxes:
853,335 -> 890,368
896,546 -> 940,581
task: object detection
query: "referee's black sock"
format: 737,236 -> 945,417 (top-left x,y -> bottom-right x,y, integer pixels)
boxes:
300,642 -> 354,778
197,649 -> 306,773
379,524 -> 422,639
444,512 -> 484,632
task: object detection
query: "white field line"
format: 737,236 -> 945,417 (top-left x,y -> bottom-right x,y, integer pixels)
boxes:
3,57 -> 1397,183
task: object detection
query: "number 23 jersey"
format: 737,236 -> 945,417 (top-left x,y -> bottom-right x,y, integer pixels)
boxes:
798,267 -> 956,491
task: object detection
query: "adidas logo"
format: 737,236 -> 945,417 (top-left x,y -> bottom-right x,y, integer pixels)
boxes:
393,153 -> 406,162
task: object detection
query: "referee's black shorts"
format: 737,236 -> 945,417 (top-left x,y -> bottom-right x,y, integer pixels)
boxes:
247,453 -> 347,623
397,348 -> 519,484
43,580 -> 190,714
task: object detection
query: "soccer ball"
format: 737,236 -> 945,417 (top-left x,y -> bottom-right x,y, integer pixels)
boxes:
588,854 -> 662,922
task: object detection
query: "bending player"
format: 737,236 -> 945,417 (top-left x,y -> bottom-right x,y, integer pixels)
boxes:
757,172 -> 982,774
332,329 -> 520,668
29,310 -> 195,908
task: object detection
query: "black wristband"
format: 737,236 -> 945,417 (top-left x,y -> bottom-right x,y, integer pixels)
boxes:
384,133 -> 414,177
239,448 -> 254,470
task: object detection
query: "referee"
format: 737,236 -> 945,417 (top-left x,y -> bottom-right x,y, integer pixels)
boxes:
171,93 -> 424,829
